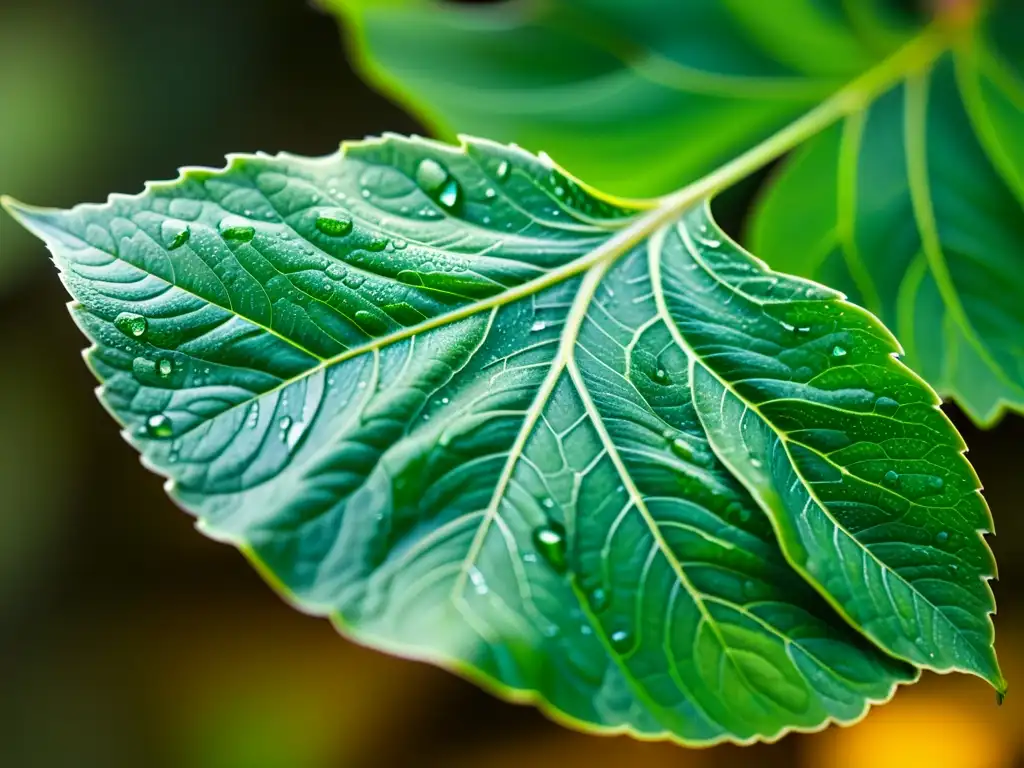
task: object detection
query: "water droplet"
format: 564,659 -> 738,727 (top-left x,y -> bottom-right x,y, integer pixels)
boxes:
588,588 -> 609,611
670,438 -> 692,462
158,359 -> 173,377
484,188 -> 496,200
326,264 -> 346,280
367,235 -> 389,252
354,310 -> 388,335
437,179 -> 460,210
532,523 -> 567,573
531,320 -> 547,332
580,624 -> 593,636
883,470 -> 899,485
469,567 -> 488,595
875,396 -> 899,415
749,457 -> 763,469
220,222 -> 255,242
415,158 -> 448,191
144,414 -> 173,439
935,530 -> 949,544
315,215 -> 352,237
832,345 -> 847,357
795,325 -> 811,335
115,312 -> 148,338
167,226 -> 190,250
609,629 -> 631,652
279,416 -> 292,431
496,160 -> 510,181
393,238 -> 407,250
542,497 -> 555,510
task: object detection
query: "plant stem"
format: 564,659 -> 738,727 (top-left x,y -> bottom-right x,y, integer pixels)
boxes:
653,27 -> 948,215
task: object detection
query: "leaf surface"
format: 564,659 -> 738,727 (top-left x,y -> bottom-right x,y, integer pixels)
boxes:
750,54 -> 1024,425
7,136 -> 1005,742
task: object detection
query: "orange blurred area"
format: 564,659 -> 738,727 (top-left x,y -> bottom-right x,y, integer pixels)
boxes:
1,0 -> 1023,766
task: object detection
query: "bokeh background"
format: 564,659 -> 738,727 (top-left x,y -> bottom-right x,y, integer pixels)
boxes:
0,0 -> 1022,766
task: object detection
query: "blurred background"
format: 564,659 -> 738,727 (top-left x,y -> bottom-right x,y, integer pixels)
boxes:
0,0 -> 1021,766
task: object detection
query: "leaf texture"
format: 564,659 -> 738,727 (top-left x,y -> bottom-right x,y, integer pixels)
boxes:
5,135 -> 1003,743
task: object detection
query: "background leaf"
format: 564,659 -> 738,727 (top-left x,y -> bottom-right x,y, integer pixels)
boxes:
327,0 -> 909,197
10,135 -> 1007,743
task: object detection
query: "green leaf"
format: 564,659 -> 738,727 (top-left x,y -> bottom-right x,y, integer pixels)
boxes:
327,0 -> 901,197
749,53 -> 1024,426
7,135 -> 1005,743
327,1 -> 1024,426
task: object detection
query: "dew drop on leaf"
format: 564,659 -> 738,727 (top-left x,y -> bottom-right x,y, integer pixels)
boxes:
588,587 -> 609,612
144,414 -> 173,439
157,359 -> 173,377
883,470 -> 899,485
936,530 -> 949,544
354,310 -> 388,336
875,396 -> 900,415
166,224 -> 190,251
496,160 -> 510,181
114,312 -> 148,338
415,158 -> 448,192
220,221 -> 255,242
531,320 -> 546,332
315,215 -> 353,236
670,438 -> 693,462
609,630 -> 631,652
532,523 -> 567,573
832,345 -> 847,357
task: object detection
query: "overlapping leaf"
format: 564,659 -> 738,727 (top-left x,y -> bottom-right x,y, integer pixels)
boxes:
326,0 -> 910,197
5,135 -> 1003,743
326,0 -> 1024,425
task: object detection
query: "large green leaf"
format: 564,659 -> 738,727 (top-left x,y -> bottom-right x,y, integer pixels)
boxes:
326,0 -> 1024,426
5,135 -> 1003,743
327,0 -> 907,197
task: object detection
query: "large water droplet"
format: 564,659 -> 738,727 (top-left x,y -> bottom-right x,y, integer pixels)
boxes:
533,523 -> 567,573
354,310 -> 388,336
670,438 -> 693,462
316,215 -> 352,237
832,345 -> 847,357
875,396 -> 900,415
220,221 -> 255,242
144,414 -> 173,439
496,160 -> 510,181
531,320 -> 547,332
935,530 -> 949,544
115,312 -> 148,338
167,226 -> 190,251
158,359 -> 173,377
883,470 -> 899,485
609,629 -> 631,652
415,158 -> 448,192
437,179 -> 460,210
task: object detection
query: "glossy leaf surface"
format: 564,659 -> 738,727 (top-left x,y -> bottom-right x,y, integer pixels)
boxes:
7,136 -> 1004,742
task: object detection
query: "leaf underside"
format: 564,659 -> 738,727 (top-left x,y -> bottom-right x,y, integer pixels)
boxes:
5,134 -> 1003,745
328,0 -> 1024,426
